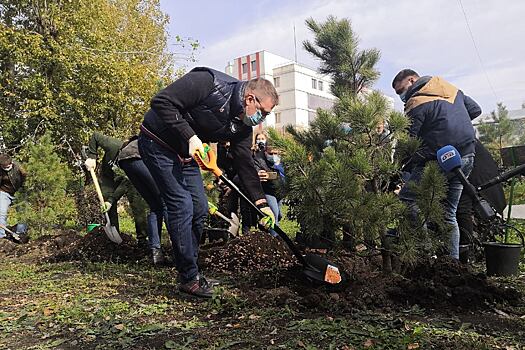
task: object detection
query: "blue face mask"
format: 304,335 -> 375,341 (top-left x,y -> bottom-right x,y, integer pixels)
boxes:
267,154 -> 280,165
399,90 -> 408,103
243,109 -> 265,126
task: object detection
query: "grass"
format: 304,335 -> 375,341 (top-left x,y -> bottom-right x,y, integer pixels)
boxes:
1,255 -> 524,349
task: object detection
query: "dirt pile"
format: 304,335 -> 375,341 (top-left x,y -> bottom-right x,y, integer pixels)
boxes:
50,228 -> 147,263
387,258 -> 522,309
199,232 -> 296,274
0,230 -> 81,263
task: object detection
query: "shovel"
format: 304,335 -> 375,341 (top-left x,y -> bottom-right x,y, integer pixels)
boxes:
87,168 -> 122,244
195,144 -> 343,285
208,201 -> 240,236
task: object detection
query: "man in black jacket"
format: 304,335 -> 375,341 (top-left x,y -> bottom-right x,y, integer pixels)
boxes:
392,69 -> 480,260
139,67 -> 278,297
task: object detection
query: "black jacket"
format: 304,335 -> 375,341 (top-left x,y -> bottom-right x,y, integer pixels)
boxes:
0,161 -> 26,195
404,76 -> 480,166
141,67 -> 265,202
469,140 -> 506,214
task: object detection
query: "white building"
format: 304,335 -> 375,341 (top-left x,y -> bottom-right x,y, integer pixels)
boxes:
225,50 -> 337,131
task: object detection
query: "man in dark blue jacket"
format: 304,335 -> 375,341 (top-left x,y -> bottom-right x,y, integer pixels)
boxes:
139,67 -> 278,297
392,69 -> 481,259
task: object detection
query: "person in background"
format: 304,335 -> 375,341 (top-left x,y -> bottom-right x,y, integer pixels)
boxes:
392,69 -> 480,259
0,154 -> 26,239
84,132 -> 149,248
457,139 -> 506,263
253,133 -> 285,236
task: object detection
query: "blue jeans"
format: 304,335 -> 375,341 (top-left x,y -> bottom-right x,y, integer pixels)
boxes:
400,154 -> 475,259
138,134 -> 208,282
119,158 -> 166,249
0,191 -> 14,238
265,194 -> 280,237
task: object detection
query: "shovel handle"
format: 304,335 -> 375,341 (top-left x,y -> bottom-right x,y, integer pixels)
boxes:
88,168 -> 107,208
194,144 -> 223,177
196,145 -> 307,266
0,224 -> 16,235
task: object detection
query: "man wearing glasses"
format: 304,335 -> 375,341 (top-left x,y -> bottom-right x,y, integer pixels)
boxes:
139,67 -> 278,297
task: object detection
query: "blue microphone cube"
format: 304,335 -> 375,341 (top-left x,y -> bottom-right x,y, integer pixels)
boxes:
437,145 -> 462,172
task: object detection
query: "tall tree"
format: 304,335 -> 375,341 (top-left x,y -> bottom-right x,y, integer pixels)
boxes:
0,0 -> 195,153
303,16 -> 380,98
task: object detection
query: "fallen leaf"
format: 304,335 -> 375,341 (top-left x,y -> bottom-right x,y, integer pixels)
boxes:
363,339 -> 374,348
249,314 -> 261,320
43,308 -> 53,316
114,324 -> 125,330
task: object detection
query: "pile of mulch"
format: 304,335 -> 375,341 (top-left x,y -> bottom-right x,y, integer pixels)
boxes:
238,253 -> 522,312
50,228 -> 148,263
387,257 -> 522,309
0,230 -> 81,263
199,231 -> 296,274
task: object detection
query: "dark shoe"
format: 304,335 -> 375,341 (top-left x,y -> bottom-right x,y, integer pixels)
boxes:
179,277 -> 215,298
200,275 -> 221,287
151,248 -> 165,265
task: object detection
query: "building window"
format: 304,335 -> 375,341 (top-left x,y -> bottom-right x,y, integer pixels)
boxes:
311,78 -> 317,89
274,77 -> 280,88
318,81 -> 324,91
275,112 -> 281,124
242,63 -> 248,74
251,60 -> 257,72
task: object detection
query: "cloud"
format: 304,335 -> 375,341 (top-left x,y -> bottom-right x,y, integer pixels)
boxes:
177,0 -> 525,112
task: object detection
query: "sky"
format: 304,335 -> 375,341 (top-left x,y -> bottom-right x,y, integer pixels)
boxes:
160,0 -> 524,114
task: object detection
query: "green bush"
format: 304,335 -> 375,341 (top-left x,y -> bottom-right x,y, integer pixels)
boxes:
13,133 -> 78,237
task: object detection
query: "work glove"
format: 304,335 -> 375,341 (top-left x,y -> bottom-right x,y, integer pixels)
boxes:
188,135 -> 204,158
258,205 -> 275,230
84,158 -> 96,171
208,201 -> 218,215
101,201 -> 112,213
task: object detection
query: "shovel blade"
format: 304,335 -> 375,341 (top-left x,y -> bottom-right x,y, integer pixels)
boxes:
302,253 -> 343,285
101,212 -> 122,244
103,224 -> 122,244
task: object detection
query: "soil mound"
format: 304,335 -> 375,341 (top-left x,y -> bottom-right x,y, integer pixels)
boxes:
50,228 -> 148,263
199,232 -> 296,274
387,257 -> 522,309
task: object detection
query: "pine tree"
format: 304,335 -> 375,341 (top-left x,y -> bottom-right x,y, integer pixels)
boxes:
12,133 -> 78,237
303,16 -> 380,98
270,16 -> 448,270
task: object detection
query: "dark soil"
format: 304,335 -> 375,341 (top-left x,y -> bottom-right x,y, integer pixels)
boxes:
0,228 -> 150,264
199,231 -> 296,274
50,228 -> 148,263
201,233 -> 522,312
2,228 -> 522,312
387,257 -> 522,309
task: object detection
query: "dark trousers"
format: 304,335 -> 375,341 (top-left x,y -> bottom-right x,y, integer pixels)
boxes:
138,134 -> 208,282
120,158 -> 166,249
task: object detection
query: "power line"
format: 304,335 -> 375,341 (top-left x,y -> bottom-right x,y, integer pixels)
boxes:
457,0 -> 499,101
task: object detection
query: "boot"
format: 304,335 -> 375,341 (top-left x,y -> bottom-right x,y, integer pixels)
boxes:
151,248 -> 165,266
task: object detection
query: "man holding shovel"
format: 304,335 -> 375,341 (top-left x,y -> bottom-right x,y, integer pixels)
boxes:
84,132 -> 149,247
138,67 -> 278,298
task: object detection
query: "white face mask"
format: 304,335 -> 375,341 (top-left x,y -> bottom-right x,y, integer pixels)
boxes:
2,164 -> 12,172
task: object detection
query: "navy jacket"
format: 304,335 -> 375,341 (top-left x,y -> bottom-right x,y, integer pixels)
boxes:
141,67 -> 265,202
404,76 -> 480,166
